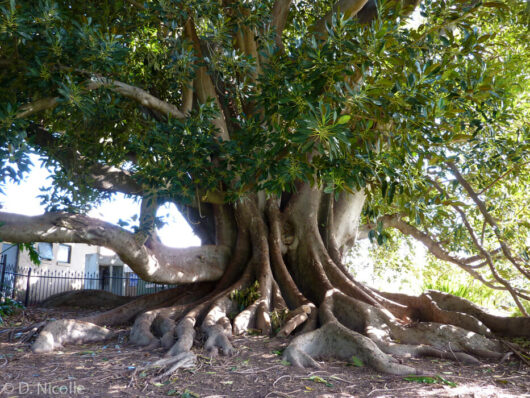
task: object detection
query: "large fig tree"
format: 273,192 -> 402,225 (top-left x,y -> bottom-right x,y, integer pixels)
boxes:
1,0 -> 529,375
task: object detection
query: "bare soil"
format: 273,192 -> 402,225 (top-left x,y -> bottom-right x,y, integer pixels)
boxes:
0,307 -> 528,398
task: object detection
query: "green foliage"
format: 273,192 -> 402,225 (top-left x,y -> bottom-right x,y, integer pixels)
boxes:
0,292 -> 23,324
0,0 -> 528,305
403,375 -> 457,387
2,0 -> 527,204
423,254 -> 529,314
349,356 -> 364,367
270,308 -> 289,334
17,242 -> 41,265
229,281 -> 260,311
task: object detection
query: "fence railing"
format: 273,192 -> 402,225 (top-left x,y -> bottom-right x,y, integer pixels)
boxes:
0,259 -> 176,306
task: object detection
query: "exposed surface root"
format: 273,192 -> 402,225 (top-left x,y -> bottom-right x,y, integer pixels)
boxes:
129,310 -> 160,348
283,288 -> 510,374
283,322 -> 420,375
333,289 -> 504,362
167,316 -> 197,357
427,290 -> 530,337
141,351 -> 197,382
278,304 -> 315,337
41,289 -> 134,308
377,289 -> 530,338
32,319 -> 115,353
233,299 -> 259,335
201,296 -> 235,356
283,290 -> 419,375
391,322 -> 504,359
26,196 -> 528,379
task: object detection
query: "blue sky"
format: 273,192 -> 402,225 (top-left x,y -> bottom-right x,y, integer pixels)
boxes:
0,155 -> 200,248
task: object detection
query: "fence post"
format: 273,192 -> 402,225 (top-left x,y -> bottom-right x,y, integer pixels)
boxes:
25,268 -> 31,306
0,256 -> 6,294
11,267 -> 18,299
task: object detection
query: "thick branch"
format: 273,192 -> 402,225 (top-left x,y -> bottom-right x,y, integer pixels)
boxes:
85,76 -> 188,119
27,125 -> 143,195
364,215 -> 530,302
16,98 -> 59,119
312,0 -> 370,35
271,0 -> 293,48
0,211 -> 229,284
184,19 -> 231,141
17,76 -> 187,120
332,190 -> 366,254
136,193 -> 160,244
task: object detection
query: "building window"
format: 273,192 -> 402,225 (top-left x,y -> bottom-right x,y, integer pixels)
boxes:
37,242 -> 53,260
57,244 -> 71,263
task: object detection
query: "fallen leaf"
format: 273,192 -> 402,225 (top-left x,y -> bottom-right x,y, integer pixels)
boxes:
305,376 -> 333,387
349,356 -> 364,367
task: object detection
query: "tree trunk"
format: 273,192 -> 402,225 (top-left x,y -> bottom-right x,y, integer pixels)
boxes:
3,186 -> 528,377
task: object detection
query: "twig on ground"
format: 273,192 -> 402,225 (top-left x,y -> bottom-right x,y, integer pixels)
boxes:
502,340 -> 530,366
272,374 -> 291,387
232,364 -> 283,374
265,390 -> 302,398
367,385 -> 418,396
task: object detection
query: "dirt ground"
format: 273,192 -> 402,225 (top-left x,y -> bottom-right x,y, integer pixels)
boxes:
0,308 -> 529,398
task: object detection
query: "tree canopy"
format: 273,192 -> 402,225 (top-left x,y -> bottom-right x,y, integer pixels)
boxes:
2,0 -> 528,307
0,0 -> 529,376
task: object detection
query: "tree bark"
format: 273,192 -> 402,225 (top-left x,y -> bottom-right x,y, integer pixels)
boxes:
2,187 -> 528,377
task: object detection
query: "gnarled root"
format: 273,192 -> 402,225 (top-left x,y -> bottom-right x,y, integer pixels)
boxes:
32,319 -> 115,353
27,194 -> 527,381
278,303 -> 316,337
283,322 -> 419,375
141,351 -> 197,383
31,284 -> 212,353
427,290 -> 530,338
283,288 -> 509,374
201,296 -> 235,357
283,290 -> 418,375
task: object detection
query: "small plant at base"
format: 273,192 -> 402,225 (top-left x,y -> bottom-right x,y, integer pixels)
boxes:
271,308 -> 289,334
229,281 -> 260,311
0,292 -> 23,324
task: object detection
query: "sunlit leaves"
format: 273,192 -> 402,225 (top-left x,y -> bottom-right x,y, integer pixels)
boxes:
0,0 -> 528,284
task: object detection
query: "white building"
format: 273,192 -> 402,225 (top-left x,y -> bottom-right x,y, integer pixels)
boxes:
0,243 -> 141,303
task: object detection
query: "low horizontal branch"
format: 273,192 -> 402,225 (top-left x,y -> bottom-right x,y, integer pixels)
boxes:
0,211 -> 229,284
359,215 -> 530,300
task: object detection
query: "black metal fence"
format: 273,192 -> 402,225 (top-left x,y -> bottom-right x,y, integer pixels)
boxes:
0,257 -> 176,306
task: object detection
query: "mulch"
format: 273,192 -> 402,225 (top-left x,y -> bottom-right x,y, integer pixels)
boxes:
0,307 -> 528,397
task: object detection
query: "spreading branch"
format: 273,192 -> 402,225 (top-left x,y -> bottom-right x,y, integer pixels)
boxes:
447,162 -> 530,280
85,76 -> 188,119
271,0 -> 293,48
27,125 -> 143,196
359,215 -> 530,305
16,76 -> 188,120
0,211 -> 229,284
